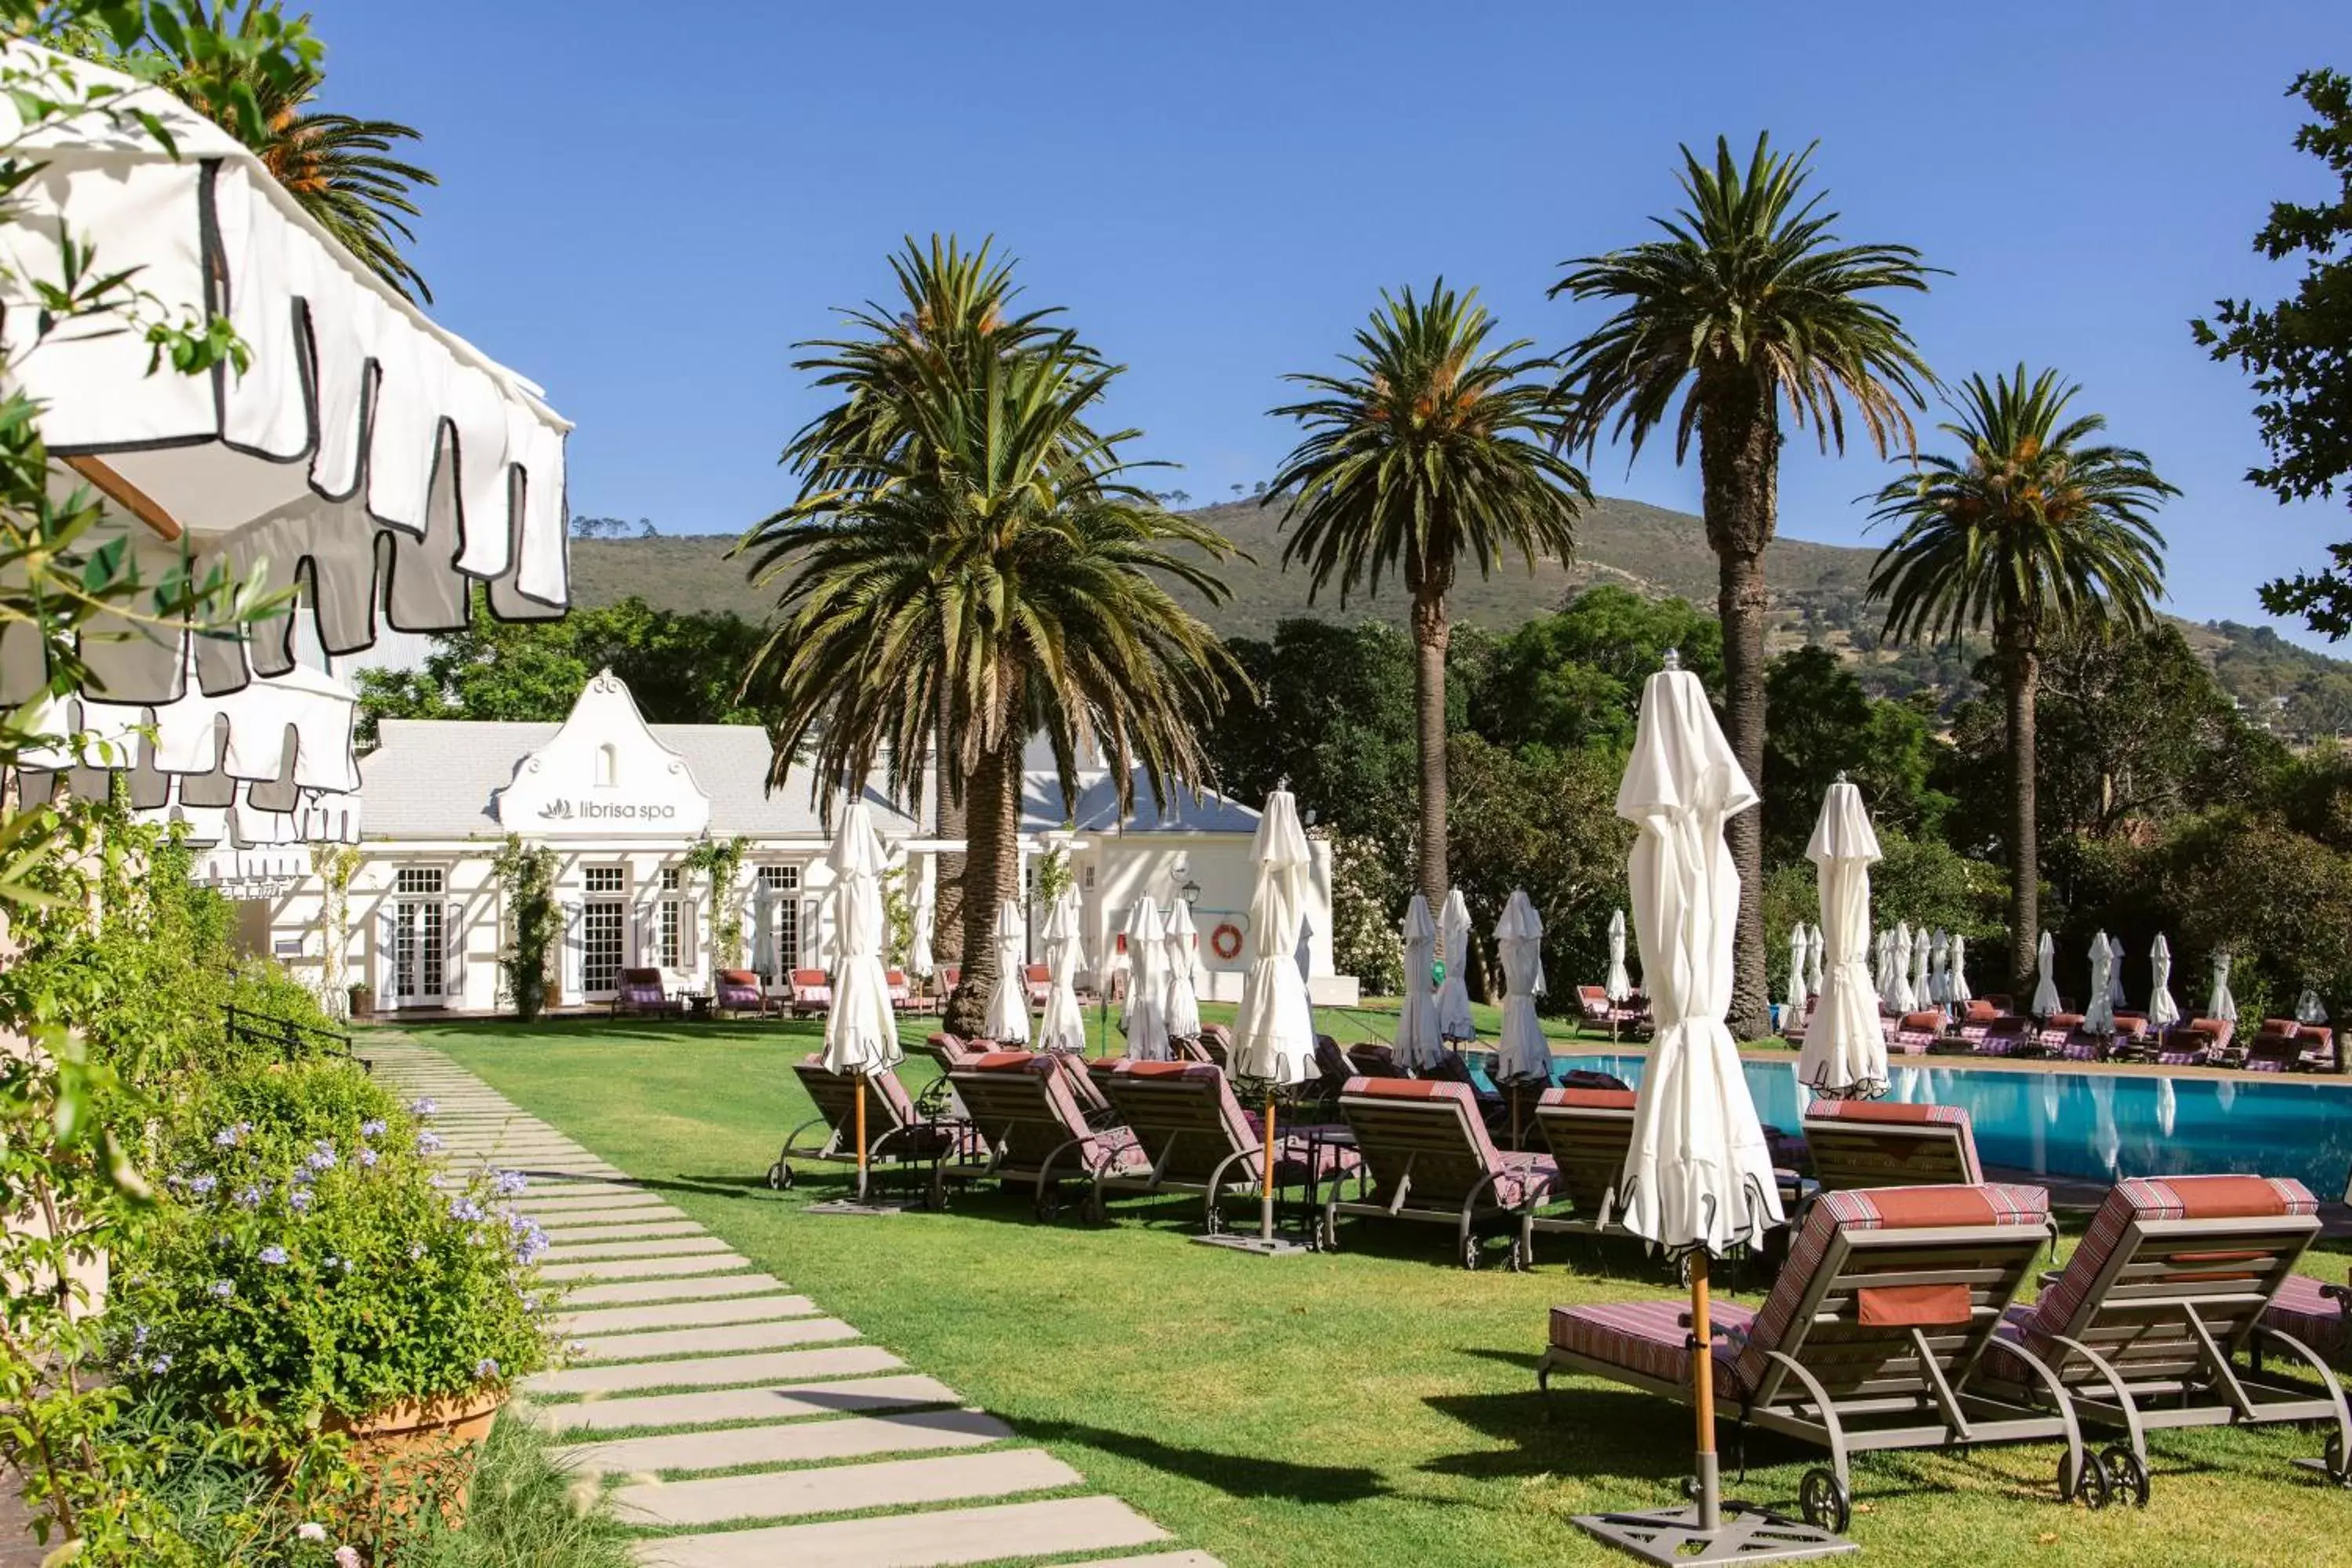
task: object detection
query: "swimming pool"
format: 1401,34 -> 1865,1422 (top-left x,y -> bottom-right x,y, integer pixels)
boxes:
1478,1052 -> 2352,1198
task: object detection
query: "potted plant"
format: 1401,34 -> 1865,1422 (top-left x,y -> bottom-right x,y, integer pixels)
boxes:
116,1063 -> 556,1524
347,981 -> 371,1018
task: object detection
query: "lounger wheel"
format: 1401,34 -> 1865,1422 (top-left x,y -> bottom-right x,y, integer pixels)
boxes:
768,1160 -> 793,1191
1316,1212 -> 1338,1251
2100,1445 -> 2150,1508
1507,1233 -> 1530,1272
2321,1433 -> 2350,1486
1034,1186 -> 1061,1222
1798,1468 -> 1850,1534
1460,1234 -> 1480,1272
2072,1454 -> 2111,1511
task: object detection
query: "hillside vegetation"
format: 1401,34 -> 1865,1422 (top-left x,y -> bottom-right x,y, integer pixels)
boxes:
569,497 -> 2352,736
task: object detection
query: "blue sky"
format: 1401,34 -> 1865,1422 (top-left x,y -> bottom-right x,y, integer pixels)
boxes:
310,0 -> 2347,645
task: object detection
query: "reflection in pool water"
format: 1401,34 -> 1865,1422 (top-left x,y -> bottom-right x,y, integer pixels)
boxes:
1484,1053 -> 2352,1197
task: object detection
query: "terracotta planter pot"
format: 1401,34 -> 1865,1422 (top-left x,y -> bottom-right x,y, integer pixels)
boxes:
328,1387 -> 503,1533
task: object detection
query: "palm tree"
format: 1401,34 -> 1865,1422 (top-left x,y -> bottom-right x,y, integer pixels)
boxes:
1866,366 -> 2174,993
150,2 -> 438,303
1551,133 -> 1935,1037
1269,281 -> 1588,912
771,235 -> 1087,973
745,336 -> 1240,1036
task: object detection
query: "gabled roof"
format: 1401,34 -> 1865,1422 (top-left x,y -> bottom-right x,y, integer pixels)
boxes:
1022,767 -> 1261,835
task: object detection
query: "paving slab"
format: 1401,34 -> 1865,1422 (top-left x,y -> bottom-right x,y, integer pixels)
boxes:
556,1272 -> 791,1308
546,1235 -> 734,1262
636,1494 -> 1169,1568
539,1252 -> 752,1283
527,1340 -> 885,1396
614,1447 -> 1078,1528
557,1406 -> 1011,1479
1071,1555 -> 1228,1567
538,1374 -> 959,1433
556,1294 -> 817,1337
572,1316 -> 858,1361
536,1218 -> 702,1241
522,1193 -> 675,1214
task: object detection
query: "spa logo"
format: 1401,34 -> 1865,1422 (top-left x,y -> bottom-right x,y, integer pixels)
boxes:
537,798 -> 677,822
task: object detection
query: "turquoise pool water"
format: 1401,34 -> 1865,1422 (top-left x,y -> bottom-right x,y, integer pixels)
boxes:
1475,1052 -> 2352,1199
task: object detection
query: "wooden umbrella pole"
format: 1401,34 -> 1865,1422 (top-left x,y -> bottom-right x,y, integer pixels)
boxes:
854,1075 -> 869,1204
1259,1091 -> 1278,1241
1690,1249 -> 1719,1531
1511,1083 -> 1521,1152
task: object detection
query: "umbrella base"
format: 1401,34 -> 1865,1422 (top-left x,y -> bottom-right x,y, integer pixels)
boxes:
1574,1504 -> 1856,1564
1190,1232 -> 1311,1258
804,1199 -> 914,1218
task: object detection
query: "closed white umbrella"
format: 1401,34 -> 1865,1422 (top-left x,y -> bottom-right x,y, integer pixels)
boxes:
1907,925 -> 1932,1016
1223,786 -> 1319,1252
1784,924 -> 1811,1019
2209,950 -> 2238,1025
2082,934 -> 2117,1036
1882,921 -> 1915,1013
2297,986 -> 2330,1027
1493,890 -> 1552,1083
1162,896 -> 1203,1042
1604,908 -> 1635,1002
1594,655 -> 1784,1553
982,898 -> 1031,1047
908,874 -> 935,987
818,801 -> 903,1203
1393,896 -> 1446,1071
1871,929 -> 1890,997
1798,775 -> 1887,1100
2033,930 -> 2061,1018
1036,890 -> 1088,1054
1947,934 -> 1973,1007
1122,898 -> 1171,1061
1928,929 -> 1949,1006
2147,935 -> 2181,1032
1435,887 -> 1476,1041
2108,934 -> 2130,1011
1804,922 -> 1824,996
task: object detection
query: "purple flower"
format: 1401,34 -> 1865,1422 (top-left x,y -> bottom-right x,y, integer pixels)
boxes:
212,1123 -> 249,1149
209,1280 -> 234,1300
296,1523 -> 327,1544
474,1358 -> 499,1381
132,1324 -> 149,1351
149,1354 -> 172,1375
187,1174 -> 217,1198
448,1197 -> 484,1224
416,1131 -> 444,1155
335,1546 -> 361,1568
409,1242 -> 427,1261
409,1097 -> 437,1117
257,1244 -> 289,1266
359,1119 -> 387,1138
289,1188 -> 313,1214
232,1183 -> 268,1211
307,1142 -> 338,1173
492,1170 -> 528,1197
359,1148 -> 379,1169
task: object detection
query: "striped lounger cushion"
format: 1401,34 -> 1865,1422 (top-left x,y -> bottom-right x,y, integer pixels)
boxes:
2262,1272 -> 2349,1363
1802,1099 -> 1984,1183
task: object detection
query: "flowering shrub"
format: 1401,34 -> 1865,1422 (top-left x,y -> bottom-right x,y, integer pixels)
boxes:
116,1063 -> 555,1435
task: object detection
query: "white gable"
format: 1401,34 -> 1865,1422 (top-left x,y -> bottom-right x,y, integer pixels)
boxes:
494,669 -> 710,835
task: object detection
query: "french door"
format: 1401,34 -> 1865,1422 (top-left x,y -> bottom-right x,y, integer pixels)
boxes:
392,869 -> 447,1005
582,866 -> 626,996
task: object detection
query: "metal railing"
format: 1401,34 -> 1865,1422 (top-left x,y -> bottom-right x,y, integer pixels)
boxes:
223,1004 -> 364,1071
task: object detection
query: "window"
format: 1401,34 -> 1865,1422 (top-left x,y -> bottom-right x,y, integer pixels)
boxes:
585,866 -> 625,895
391,867 -> 445,1001
595,743 -> 617,788
658,899 -> 681,968
660,867 -> 681,891
582,866 -> 626,993
396,867 -> 445,896
757,864 -> 801,978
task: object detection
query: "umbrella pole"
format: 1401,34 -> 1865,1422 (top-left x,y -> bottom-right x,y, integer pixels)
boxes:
854,1075 -> 869,1204
1260,1090 -> 1279,1242
1690,1250 -> 1719,1533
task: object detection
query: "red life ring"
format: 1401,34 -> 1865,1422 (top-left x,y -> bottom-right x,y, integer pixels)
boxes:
1210,921 -> 1244,961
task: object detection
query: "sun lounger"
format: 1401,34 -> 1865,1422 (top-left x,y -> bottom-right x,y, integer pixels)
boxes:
1803,1101 -> 1984,1192
2242,1022 -> 2305,1073
789,967 -> 833,1018
1090,1060 -> 1362,1226
1345,1041 -> 1402,1080
771,1055 -> 982,1200
2153,1022 -> 2225,1067
1540,1182 -> 2086,1530
1198,1022 -> 1234,1068
1781,995 -> 1817,1045
1577,985 -> 1615,1035
1972,1016 -> 2034,1058
885,968 -> 914,1012
2298,1024 -> 2339,1073
1023,963 -> 1051,1010
2260,1272 -> 2351,1369
2030,1011 -> 2083,1057
940,1050 -> 1150,1219
1891,1009 -> 1945,1056
612,967 -> 682,1018
713,967 -> 771,1017
1976,1174 -> 2352,1501
1322,1077 -> 1558,1269
1524,1087 -> 1640,1248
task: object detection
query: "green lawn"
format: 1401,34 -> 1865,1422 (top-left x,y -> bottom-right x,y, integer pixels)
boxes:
394,1015 -> 2352,1568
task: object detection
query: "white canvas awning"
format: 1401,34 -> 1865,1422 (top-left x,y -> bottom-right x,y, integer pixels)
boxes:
0,42 -> 570,707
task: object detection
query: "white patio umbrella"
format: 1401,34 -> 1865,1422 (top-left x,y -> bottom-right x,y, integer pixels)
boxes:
2209,950 -> 2239,1025
1907,925 -> 1933,1016
1035,889 -> 1088,1054
1882,921 -> 1915,1013
2108,934 -> 2131,1011
1604,908 -> 1635,1002
1162,896 -> 1203,1043
2147,935 -> 2181,1032
1226,786 -> 1319,1250
2083,934 -> 2118,1036
1947,934 -> 1973,1007
1121,898 -> 1171,1061
2297,986 -> 2330,1027
908,877 -> 936,987
1493,891 -> 1551,1144
1798,775 -> 1887,1101
1871,929 -> 1891,996
982,898 -> 1031,1047
1805,922 -> 1824,997
2033,930 -> 2062,1018
1,44 -> 569,710
818,801 -> 902,1201
1784,924 -> 1811,1020
1927,929 -> 1950,1006
1591,655 -> 1785,1554
1392,895 -> 1446,1072
1435,887 -> 1477,1041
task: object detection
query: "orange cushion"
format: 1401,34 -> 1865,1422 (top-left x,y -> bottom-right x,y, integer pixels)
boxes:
1857,1282 -> 1974,1327
970,1051 -> 1036,1071
1541,1087 -> 1638,1110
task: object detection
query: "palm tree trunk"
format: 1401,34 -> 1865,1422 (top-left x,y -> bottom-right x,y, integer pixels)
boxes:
1699,373 -> 1776,1041
931,684 -> 966,974
943,727 -> 1021,1039
1410,582 -> 1451,913
2004,632 -> 2041,997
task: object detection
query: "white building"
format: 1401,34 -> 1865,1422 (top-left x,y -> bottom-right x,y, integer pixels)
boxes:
260,670 -> 1356,1014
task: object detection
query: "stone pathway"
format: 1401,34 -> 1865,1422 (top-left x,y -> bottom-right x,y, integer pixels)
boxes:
366,1036 -> 1217,1568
